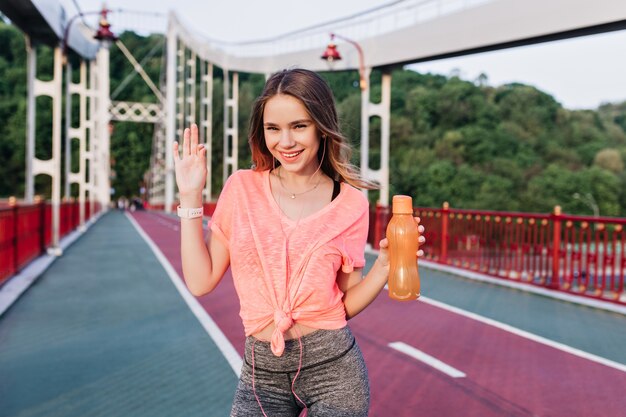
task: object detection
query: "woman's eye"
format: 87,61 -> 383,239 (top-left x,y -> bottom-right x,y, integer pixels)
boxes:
265,126 -> 278,131
295,124 -> 307,129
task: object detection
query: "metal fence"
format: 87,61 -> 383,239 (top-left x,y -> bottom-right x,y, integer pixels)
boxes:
0,201 -> 101,285
370,203 -> 626,305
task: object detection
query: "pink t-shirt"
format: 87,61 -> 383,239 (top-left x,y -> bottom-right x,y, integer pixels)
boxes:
209,169 -> 369,356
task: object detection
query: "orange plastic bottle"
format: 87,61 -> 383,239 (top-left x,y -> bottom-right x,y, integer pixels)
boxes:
387,195 -> 420,301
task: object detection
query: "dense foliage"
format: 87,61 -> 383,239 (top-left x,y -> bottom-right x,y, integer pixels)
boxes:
1,21 -> 624,216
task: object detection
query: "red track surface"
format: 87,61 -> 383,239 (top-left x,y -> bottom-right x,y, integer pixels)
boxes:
132,211 -> 626,417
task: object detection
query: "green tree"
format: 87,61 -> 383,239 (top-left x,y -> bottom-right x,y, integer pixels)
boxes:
577,167 -> 621,217
473,175 -> 518,211
522,165 -> 577,213
593,148 -> 624,174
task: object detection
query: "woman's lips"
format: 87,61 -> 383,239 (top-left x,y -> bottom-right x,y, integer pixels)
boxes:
280,150 -> 304,161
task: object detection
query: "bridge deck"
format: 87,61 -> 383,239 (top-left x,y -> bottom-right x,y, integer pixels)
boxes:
1,210 -> 625,417
0,211 -> 237,417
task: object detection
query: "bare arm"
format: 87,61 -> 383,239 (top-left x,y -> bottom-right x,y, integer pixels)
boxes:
338,262 -> 387,320
178,192 -> 230,296
174,124 -> 230,297
338,220 -> 425,319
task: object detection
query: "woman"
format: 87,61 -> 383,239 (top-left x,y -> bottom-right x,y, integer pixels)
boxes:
173,68 -> 424,417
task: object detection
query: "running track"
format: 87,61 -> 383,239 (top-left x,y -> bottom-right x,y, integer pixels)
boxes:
130,211 -> 626,417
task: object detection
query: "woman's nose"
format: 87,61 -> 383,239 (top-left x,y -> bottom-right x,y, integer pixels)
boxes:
278,130 -> 296,148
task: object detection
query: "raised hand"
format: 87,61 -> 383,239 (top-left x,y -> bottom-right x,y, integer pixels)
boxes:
173,124 -> 207,197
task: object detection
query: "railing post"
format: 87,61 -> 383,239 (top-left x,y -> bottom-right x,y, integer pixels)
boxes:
373,203 -> 384,250
550,205 -> 562,289
36,196 -> 45,253
441,201 -> 449,263
9,197 -> 18,275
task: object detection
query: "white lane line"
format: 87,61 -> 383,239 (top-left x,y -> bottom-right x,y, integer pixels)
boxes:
419,260 -> 626,316
389,342 -> 466,378
420,296 -> 626,374
126,212 -> 243,377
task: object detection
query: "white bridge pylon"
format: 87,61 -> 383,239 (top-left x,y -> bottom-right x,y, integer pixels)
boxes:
22,35 -> 110,255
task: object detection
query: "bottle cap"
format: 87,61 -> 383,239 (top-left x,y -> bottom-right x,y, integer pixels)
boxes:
392,195 -> 413,214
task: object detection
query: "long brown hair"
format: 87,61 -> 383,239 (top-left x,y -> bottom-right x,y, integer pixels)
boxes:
248,68 -> 377,190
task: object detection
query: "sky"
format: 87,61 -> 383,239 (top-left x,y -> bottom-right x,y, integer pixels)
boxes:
63,0 -> 626,110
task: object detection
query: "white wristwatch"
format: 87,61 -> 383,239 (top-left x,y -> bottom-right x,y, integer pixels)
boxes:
177,205 -> 204,219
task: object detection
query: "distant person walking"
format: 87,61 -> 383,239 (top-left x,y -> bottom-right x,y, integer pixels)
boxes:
173,68 -> 424,416
117,196 -> 127,211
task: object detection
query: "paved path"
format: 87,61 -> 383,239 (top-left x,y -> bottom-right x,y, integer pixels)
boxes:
2,209 -> 626,416
132,210 -> 626,417
0,211 -> 237,417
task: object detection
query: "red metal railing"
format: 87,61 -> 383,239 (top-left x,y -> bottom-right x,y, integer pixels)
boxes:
0,200 -> 102,286
369,203 -> 626,305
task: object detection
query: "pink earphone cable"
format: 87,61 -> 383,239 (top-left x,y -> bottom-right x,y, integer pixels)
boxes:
291,327 -> 308,416
251,339 -> 269,417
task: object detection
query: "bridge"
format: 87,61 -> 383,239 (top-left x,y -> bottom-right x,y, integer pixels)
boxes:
1,0 -> 626,416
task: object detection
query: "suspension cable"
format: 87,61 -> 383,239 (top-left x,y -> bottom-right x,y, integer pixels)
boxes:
114,39 -> 165,103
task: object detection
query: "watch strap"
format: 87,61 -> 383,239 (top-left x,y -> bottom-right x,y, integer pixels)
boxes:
177,205 -> 204,219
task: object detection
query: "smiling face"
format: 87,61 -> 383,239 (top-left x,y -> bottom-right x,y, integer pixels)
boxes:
263,94 -> 322,177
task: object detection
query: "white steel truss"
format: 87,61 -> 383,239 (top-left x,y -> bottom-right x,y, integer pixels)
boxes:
360,68 -> 391,206
66,60 -> 89,230
148,122 -> 166,206
25,42 -> 63,255
163,24 -> 221,213
223,70 -> 238,182
185,49 -> 196,126
164,22 -> 177,213
87,59 -> 99,218
176,41 -> 185,142
95,46 -> 112,210
200,61 -> 213,201
110,101 -> 164,123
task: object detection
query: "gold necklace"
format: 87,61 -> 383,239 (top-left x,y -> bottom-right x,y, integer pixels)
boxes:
277,167 -> 323,199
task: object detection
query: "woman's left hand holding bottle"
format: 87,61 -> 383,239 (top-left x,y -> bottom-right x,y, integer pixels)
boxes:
377,217 -> 426,269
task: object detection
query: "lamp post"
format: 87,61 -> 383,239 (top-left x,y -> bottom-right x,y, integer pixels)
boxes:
322,33 -> 374,192
63,8 -> 118,61
321,33 -> 367,90
321,33 -> 392,248
321,33 -> 391,205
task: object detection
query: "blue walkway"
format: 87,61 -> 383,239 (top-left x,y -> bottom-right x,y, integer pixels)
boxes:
0,211 -> 237,417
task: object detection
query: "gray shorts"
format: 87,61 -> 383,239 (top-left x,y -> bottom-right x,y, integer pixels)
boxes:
230,326 -> 370,417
